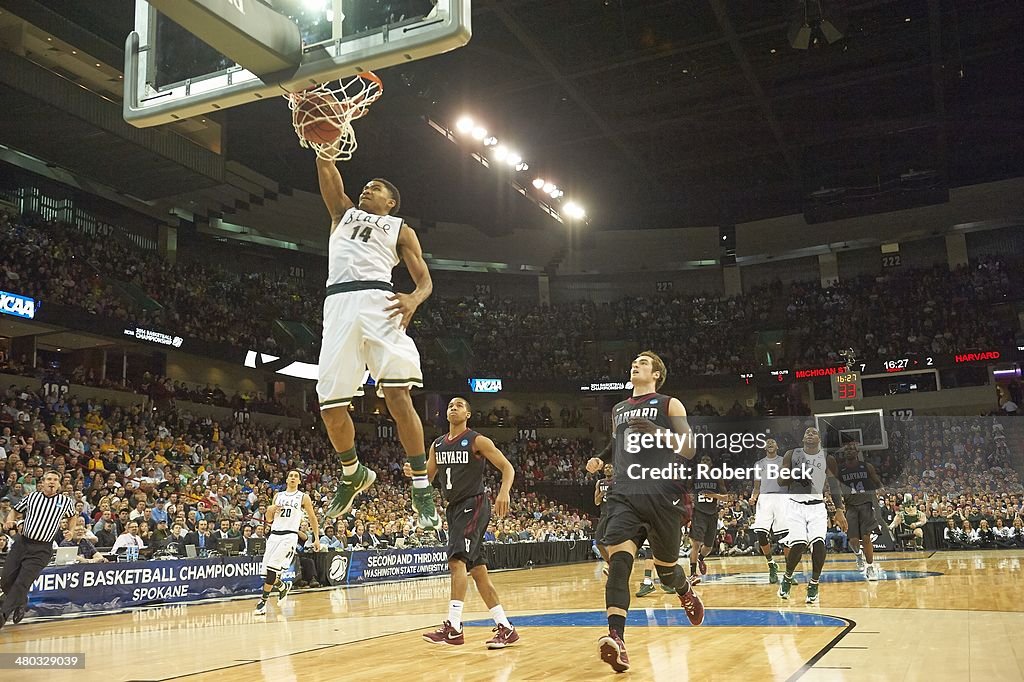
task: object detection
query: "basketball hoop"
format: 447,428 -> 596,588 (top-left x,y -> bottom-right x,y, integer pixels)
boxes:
285,72 -> 383,162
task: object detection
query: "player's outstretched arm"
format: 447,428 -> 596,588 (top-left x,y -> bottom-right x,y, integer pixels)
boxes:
668,398 -> 696,459
315,156 -> 354,226
586,437 -> 614,475
387,226 -> 433,329
866,463 -> 884,496
476,435 -> 514,518
301,493 -> 321,551
826,454 -> 845,498
824,456 -> 848,530
780,450 -> 795,489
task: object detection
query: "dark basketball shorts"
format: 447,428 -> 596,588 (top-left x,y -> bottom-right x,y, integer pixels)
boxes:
447,493 -> 491,568
690,509 -> 719,548
598,493 -> 685,564
845,501 -> 878,538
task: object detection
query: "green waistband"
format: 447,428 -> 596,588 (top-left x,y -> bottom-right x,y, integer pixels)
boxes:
326,281 -> 394,296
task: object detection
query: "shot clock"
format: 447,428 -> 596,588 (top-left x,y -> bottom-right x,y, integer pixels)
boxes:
831,371 -> 863,401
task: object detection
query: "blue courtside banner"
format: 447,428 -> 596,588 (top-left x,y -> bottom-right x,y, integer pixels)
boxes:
345,548 -> 450,584
27,557 -> 264,617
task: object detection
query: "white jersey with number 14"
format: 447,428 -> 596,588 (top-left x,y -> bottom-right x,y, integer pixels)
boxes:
328,208 -> 403,285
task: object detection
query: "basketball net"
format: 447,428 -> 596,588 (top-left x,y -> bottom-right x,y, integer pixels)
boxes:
285,72 -> 383,162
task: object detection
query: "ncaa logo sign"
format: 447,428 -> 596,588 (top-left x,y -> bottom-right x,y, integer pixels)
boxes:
0,291 -> 36,319
330,555 -> 350,584
469,378 -> 502,393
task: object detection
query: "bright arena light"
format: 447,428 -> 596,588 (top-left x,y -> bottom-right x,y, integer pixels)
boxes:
506,152 -> 522,166
542,182 -> 556,194
471,126 -> 487,140
515,162 -> 529,172
483,136 -> 498,146
563,201 -> 586,219
493,145 -> 508,161
456,116 -> 474,133
532,178 -> 545,189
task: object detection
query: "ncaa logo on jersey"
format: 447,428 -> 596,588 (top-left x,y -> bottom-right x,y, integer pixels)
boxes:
650,399 -> 659,405
461,440 -> 469,446
329,555 -> 349,583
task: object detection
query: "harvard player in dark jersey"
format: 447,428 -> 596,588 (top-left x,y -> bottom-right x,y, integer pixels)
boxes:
408,396 -> 520,649
585,352 -> 705,673
688,453 -> 729,585
594,460 -> 615,574
832,442 -> 884,580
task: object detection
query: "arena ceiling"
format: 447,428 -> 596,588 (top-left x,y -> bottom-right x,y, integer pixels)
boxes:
5,0 -> 1024,235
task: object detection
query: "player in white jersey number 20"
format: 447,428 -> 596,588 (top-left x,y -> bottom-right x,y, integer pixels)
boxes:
313,149 -> 440,531
255,471 -> 320,616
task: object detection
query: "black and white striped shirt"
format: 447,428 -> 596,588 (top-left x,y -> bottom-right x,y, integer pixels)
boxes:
13,491 -> 76,542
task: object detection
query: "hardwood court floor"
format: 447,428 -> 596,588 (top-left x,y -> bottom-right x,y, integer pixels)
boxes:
3,550 -> 1023,681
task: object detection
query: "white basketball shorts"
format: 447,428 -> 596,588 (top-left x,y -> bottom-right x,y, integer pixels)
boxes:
784,498 -> 828,547
263,532 -> 297,574
317,288 -> 423,410
752,494 -> 790,537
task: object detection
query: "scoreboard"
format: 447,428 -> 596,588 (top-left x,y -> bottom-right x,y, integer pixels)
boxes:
831,371 -> 863,401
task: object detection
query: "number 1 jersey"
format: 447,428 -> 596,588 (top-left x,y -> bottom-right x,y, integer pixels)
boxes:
432,429 -> 486,506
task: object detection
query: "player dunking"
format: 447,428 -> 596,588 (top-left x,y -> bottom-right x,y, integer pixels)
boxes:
777,428 -> 847,604
408,397 -> 520,649
314,154 -> 440,529
688,453 -> 728,585
586,352 -> 704,673
750,438 -> 789,584
834,442 -> 884,580
255,470 -> 320,616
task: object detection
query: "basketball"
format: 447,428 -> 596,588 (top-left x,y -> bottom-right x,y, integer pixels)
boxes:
293,92 -> 344,145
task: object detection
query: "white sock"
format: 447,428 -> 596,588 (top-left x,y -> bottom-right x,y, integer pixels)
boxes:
342,463 -> 358,476
412,476 -> 429,489
490,604 -> 511,629
448,600 -> 464,630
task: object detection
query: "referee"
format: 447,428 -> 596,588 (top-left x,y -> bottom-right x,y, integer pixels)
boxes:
1,470 -> 77,629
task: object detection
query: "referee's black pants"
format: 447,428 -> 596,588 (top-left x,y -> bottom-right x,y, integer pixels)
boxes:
1,537 -> 53,618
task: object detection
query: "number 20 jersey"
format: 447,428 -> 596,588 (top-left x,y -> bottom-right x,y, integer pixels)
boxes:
328,208 -> 403,285
270,490 -> 303,533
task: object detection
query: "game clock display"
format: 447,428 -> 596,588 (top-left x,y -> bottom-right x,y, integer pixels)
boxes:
831,371 -> 863,401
